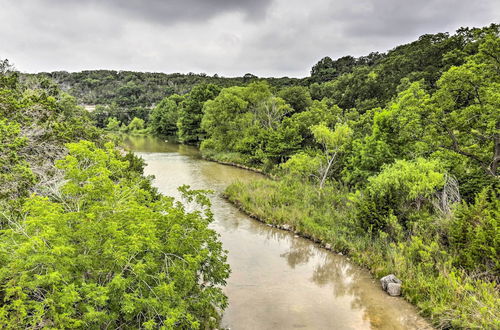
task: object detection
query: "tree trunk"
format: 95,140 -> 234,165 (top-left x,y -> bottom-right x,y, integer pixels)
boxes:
319,152 -> 336,189
491,136 -> 500,176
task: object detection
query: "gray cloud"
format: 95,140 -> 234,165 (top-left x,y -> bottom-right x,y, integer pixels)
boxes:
0,0 -> 498,77
329,0 -> 496,37
41,0 -> 273,24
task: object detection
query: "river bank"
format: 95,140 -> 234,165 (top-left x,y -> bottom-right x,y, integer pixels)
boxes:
224,179 -> 500,329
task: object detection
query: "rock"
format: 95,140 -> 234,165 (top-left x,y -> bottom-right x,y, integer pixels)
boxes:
325,243 -> 332,250
387,282 -> 401,296
282,224 -> 291,231
380,274 -> 402,292
338,252 -> 343,256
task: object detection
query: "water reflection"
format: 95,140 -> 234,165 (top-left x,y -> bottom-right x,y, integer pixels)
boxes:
123,135 -> 200,156
124,135 -> 432,330
280,238 -> 315,269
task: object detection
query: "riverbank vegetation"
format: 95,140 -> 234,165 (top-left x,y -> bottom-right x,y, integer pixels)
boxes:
0,61 -> 229,328
141,25 -> 499,328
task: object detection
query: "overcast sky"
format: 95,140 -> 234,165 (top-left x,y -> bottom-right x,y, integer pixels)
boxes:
1,0 -> 498,77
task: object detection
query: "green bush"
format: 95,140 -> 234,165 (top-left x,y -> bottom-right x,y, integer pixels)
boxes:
356,158 -> 445,232
449,186 -> 499,279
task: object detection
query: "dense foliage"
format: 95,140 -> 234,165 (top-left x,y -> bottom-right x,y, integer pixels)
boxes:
1,61 -> 229,328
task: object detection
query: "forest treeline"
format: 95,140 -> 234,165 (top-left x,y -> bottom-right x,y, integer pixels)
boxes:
25,70 -> 302,129
0,61 -> 230,328
138,25 -> 496,328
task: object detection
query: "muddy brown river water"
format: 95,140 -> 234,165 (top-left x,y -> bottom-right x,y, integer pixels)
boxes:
125,135 -> 431,330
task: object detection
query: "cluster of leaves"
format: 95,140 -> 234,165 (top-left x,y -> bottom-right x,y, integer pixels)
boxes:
0,60 -> 100,201
0,119 -> 34,199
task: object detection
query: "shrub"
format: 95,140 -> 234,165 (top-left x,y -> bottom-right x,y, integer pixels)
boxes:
449,185 -> 499,279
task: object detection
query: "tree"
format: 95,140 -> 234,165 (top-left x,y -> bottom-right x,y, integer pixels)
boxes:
310,56 -> 359,83
200,87 -> 249,153
105,117 -> 121,131
127,117 -> 145,132
149,94 -> 183,136
0,119 -> 35,200
253,96 -> 292,130
431,33 -> 500,178
357,158 -> 445,232
449,186 -> 499,278
283,99 -> 339,149
310,123 -> 352,189
177,84 -> 221,144
277,86 -> 312,113
281,151 -> 323,182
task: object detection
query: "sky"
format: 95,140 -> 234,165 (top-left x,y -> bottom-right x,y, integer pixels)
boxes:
1,0 -> 498,77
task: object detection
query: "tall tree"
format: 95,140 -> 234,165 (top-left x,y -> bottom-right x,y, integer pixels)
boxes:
311,123 -> 352,189
151,94 -> 183,136
177,84 -> 221,144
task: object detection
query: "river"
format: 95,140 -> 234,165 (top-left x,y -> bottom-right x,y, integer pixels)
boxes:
124,135 -> 431,330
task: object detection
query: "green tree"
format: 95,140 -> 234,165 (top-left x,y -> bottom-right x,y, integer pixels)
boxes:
105,117 -> 121,131
357,158 -> 445,232
277,86 -> 312,113
149,94 -> 183,136
177,84 -> 221,144
431,33 -> 500,178
200,87 -> 249,153
253,96 -> 292,130
281,151 -> 323,182
310,123 -> 352,189
449,186 -> 499,278
283,99 -> 339,149
127,117 -> 145,132
0,119 -> 35,200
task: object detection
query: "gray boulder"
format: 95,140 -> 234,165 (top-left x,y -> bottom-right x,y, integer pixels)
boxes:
380,274 -> 402,292
387,282 -> 402,296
